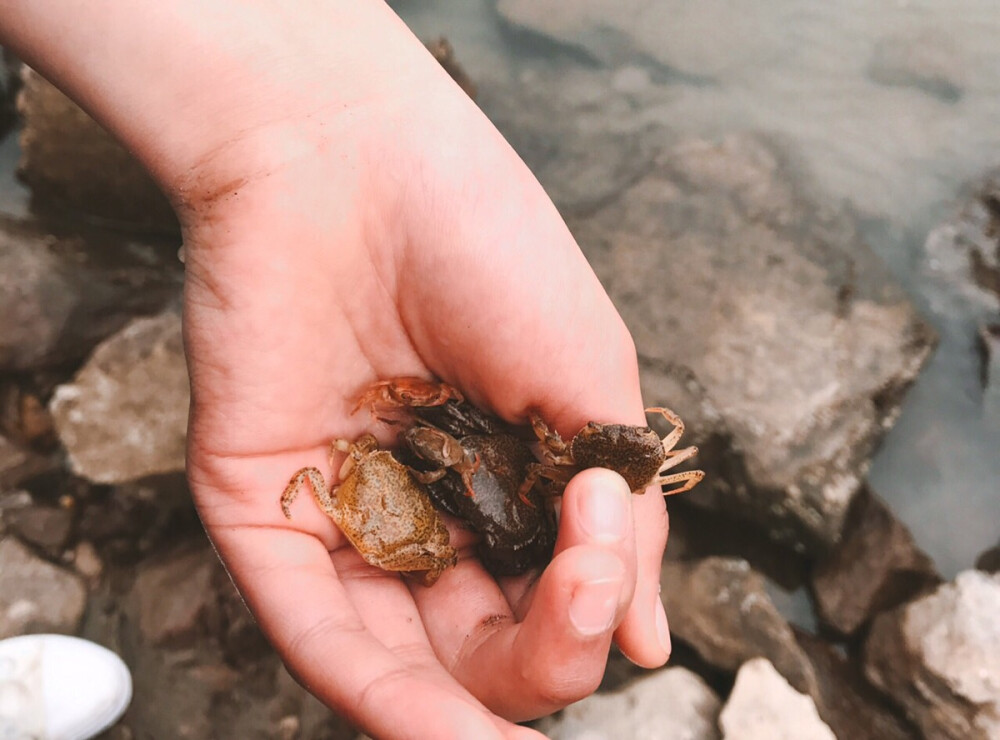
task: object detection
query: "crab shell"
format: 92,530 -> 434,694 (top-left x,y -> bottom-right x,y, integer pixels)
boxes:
570,422 -> 666,493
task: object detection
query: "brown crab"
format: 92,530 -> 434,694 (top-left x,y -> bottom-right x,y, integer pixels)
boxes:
280,434 -> 456,585
520,407 -> 705,500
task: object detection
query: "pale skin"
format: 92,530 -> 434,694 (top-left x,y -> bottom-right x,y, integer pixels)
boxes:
0,2 -> 673,738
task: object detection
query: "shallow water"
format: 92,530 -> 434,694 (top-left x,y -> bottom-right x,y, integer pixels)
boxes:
395,0 -> 1000,577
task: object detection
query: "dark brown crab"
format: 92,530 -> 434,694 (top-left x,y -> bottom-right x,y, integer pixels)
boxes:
521,407 -> 705,500
392,398 -> 557,576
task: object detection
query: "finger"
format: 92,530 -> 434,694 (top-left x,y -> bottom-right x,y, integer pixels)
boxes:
498,467 -> 635,621
454,546 -> 626,721
612,484 -> 672,666
208,523 -> 529,739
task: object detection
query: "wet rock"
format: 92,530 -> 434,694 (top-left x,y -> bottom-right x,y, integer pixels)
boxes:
480,83 -> 665,219
719,658 -> 835,740
924,168 -> 1000,311
72,540 -> 103,581
495,0 -> 767,79
0,434 -> 53,492
811,487 -> 940,635
976,540 -> 1000,574
0,218 -> 181,372
50,310 -> 189,484
0,385 -> 55,448
425,38 -> 476,99
868,31 -> 965,103
978,323 -> 1000,418
795,630 -> 919,740
570,135 -> 935,550
534,667 -> 721,740
660,557 -> 816,696
17,67 -> 179,233
864,570 -> 1000,739
0,535 -> 86,638
131,545 -> 221,647
4,503 -> 73,554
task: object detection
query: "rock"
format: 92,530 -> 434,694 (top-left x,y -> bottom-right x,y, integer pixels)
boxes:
570,135 -> 936,550
795,630 -> 918,740
131,545 -> 221,647
534,667 -> 721,740
0,434 -> 53,492
976,540 -> 1000,574
0,535 -> 86,638
719,658 -> 835,740
424,38 -> 476,99
864,570 -> 1000,739
480,83 -> 665,219
0,48 -> 21,134
495,0 -> 769,79
50,310 -> 189,483
868,31 -> 965,103
0,384 -> 55,448
17,67 -> 179,233
811,487 -> 940,635
0,217 -> 181,372
4,503 -> 73,554
978,323 -> 1000,418
924,168 -> 1000,311
72,540 -> 103,581
660,557 -> 816,696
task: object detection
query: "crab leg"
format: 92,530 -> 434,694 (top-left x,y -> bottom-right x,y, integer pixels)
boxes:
280,467 -> 337,519
644,406 -> 687,452
528,413 -> 574,465
656,443 -> 700,474
656,470 -> 705,497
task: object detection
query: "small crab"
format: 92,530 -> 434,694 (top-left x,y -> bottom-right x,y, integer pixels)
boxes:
522,407 -> 705,500
355,376 -> 482,496
352,376 -> 464,420
280,434 -> 456,585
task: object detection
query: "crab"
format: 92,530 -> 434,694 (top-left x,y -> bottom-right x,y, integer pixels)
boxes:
393,399 -> 557,576
355,376 -> 482,497
521,407 -> 705,500
280,434 -> 456,586
352,376 -> 464,420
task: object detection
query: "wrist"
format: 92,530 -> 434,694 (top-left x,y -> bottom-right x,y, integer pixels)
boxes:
0,1 -> 427,210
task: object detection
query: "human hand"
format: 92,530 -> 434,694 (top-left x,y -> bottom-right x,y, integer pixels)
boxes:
2,3 -> 671,737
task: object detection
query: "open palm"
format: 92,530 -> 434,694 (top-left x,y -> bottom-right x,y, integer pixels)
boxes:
178,33 -> 670,740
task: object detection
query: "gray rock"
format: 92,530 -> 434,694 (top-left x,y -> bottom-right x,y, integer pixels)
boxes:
795,630 -> 919,740
17,67 -> 179,233
811,487 -> 940,635
660,557 -> 816,697
719,658 -> 835,740
0,217 -> 181,372
570,135 -> 935,550
868,31 -> 965,103
479,82 -> 667,218
924,168 -> 1000,312
131,545 -> 221,647
864,570 -> 1000,740
0,535 -> 86,638
535,666 -> 721,740
5,504 -> 73,554
979,324 -> 1000,419
976,539 -> 1000,574
0,434 -> 52,492
49,310 -> 189,484
495,0 -> 768,79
